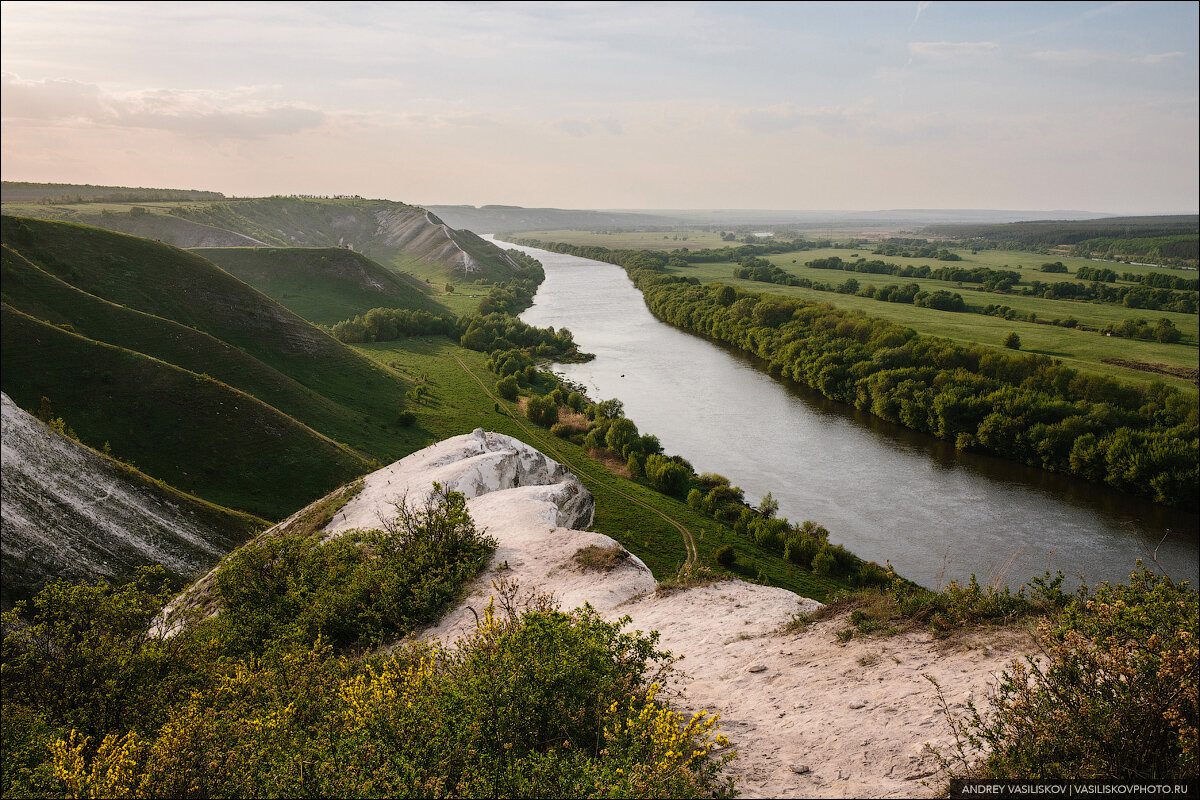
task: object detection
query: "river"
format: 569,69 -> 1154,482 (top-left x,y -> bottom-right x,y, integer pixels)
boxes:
491,237 -> 1199,590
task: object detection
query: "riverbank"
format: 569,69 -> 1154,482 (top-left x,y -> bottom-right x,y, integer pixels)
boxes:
496,237 -> 1197,590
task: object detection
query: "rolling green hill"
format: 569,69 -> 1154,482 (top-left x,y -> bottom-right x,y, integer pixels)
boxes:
2,190 -> 527,284
0,215 -> 439,519
1,304 -> 368,519
193,246 -> 447,326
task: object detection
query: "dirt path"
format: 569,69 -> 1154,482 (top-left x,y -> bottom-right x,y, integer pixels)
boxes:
452,354 -> 697,565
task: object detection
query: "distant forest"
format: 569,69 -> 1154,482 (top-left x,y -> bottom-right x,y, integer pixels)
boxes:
927,215 -> 1199,266
1,181 -> 225,204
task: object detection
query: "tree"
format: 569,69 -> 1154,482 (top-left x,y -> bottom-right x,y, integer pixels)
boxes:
593,398 -> 624,420
605,417 -> 640,454
1003,332 -> 1021,350
524,395 -> 558,428
495,376 -> 519,401
758,492 -> 779,519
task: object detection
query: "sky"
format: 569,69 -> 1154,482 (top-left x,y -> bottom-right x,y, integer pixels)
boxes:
1,1 -> 1197,213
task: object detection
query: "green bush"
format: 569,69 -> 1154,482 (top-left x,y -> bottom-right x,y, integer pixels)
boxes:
524,394 -> 559,428
714,545 -> 735,567
495,375 -> 519,401
935,567 -> 1197,780
2,488 -> 737,798
212,484 -> 494,654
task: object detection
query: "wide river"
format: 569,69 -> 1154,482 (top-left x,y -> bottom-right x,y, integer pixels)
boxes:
493,237 -> 1199,590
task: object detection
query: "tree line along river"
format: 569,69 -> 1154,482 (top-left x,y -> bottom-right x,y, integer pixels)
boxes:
490,236 -> 1200,591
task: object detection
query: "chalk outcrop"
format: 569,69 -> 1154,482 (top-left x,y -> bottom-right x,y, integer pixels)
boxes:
158,430 -> 1030,798
0,392 -> 252,606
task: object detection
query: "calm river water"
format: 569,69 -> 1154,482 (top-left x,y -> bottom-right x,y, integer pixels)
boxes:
493,237 -> 1199,590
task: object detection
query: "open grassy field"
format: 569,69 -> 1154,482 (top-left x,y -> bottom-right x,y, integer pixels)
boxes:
506,231 -> 1198,390
193,247 -> 446,326
352,337 -> 853,600
516,229 -> 732,250
665,260 -> 1198,389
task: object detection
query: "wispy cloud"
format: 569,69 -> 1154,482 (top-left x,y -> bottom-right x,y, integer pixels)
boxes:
1,73 -> 324,138
908,41 -> 999,59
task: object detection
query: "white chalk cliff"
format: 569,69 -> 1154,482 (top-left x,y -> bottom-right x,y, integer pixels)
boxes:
163,430 -> 1030,798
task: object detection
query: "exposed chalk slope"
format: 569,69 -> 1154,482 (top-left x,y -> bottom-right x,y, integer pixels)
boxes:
0,392 -> 260,606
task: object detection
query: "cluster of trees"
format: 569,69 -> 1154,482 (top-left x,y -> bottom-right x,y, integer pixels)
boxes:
927,215 -> 1196,250
732,256 -> 800,285
1040,261 -> 1069,273
474,249 -> 546,316
807,257 -> 1021,290
981,304 -> 1079,329
2,491 -> 734,798
739,265 -> 967,313
1071,234 -> 1199,266
526,242 -> 1198,508
1142,271 -> 1199,291
681,240 -> 826,263
328,307 -> 456,343
459,312 -> 584,361
1102,317 -> 1184,344
1020,280 -> 1196,313
1074,265 -> 1119,282
871,238 -> 963,260
800,256 -> 1198,313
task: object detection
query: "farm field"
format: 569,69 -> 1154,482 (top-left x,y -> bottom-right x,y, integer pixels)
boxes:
515,228 -> 731,250
505,232 -> 1198,390
672,261 -> 1197,389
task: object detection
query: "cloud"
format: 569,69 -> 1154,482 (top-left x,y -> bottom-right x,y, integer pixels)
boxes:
1,73 -> 324,138
734,104 -> 856,135
553,116 -> 624,137
907,41 -> 999,59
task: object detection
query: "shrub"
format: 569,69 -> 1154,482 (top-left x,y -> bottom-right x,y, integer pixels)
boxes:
644,454 -> 691,498
212,484 -> 494,653
714,545 -> 735,567
396,410 -> 417,426
495,375 -> 519,401
572,544 -> 631,572
1003,332 -> 1021,350
935,567 -> 1197,780
524,394 -> 559,428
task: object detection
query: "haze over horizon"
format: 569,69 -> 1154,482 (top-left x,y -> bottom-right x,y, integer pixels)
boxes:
2,1 -> 1197,215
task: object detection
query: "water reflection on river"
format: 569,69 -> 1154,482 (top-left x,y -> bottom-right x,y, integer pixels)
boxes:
492,237 -> 1198,590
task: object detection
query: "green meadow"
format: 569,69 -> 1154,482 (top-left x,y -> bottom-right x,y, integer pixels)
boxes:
352,337 -> 851,600
503,231 -> 1198,389
666,259 -> 1197,388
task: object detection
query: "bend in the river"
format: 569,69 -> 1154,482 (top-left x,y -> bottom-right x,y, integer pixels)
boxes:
488,236 -> 1198,590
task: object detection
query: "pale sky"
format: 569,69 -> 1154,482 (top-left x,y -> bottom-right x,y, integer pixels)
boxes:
2,1 -> 1197,213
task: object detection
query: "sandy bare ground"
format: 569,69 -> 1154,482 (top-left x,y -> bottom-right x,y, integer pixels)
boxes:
325,431 -> 1036,798
165,430 -> 1035,797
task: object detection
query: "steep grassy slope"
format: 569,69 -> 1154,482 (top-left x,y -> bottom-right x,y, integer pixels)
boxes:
0,215 -> 446,518
1,304 -> 368,519
193,246 -> 446,325
2,193 -> 526,284
173,197 -> 523,283
1,216 -> 417,452
1,392 -> 264,608
0,245 -> 415,460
